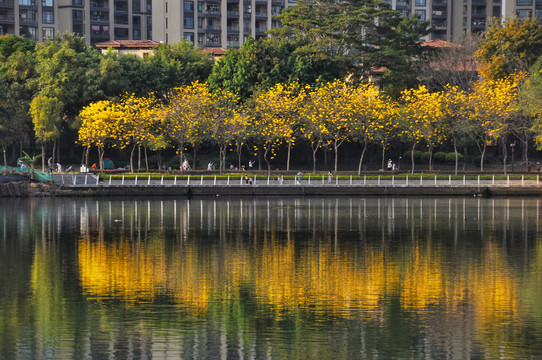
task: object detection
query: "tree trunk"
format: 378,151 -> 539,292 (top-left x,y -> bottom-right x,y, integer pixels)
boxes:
453,140 -> 459,175
312,144 -> 318,173
428,146 -> 433,171
98,146 -> 104,171
381,144 -> 386,171
410,143 -> 416,174
144,145 -> 149,171
2,145 -> 6,166
52,140 -> 56,166
287,142 -> 291,171
130,144 -> 137,174
480,143 -> 486,172
263,145 -> 271,174
192,146 -> 197,170
85,145 -> 90,168
236,143 -> 242,170
502,138 -> 508,175
357,141 -> 368,175
334,142 -> 339,172
40,140 -> 45,171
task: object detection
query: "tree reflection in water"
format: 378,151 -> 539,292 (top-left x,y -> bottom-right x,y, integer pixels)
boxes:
1,197 -> 542,359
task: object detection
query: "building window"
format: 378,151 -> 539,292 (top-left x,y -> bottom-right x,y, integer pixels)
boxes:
184,17 -> 194,28
42,0 -> 53,6
147,16 -> 152,39
43,11 -> 54,23
516,0 -> 532,5
133,0 -> 140,12
19,26 -> 36,39
516,9 -> 532,17
198,17 -> 202,28
19,0 -> 35,5
73,10 -> 83,20
72,0 -> 82,5
42,27 -> 54,39
184,1 -> 194,12
415,9 -> 426,20
73,23 -> 83,35
184,32 -> 194,43
415,0 -> 426,6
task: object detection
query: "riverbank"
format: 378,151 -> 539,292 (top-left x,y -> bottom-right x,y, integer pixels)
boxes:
3,172 -> 542,197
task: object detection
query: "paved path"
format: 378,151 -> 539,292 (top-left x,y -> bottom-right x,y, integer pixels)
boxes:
52,173 -> 542,189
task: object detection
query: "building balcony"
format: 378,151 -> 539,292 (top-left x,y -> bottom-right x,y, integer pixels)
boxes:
255,11 -> 268,18
0,0 -> 14,8
255,27 -> 267,33
227,10 -> 240,17
227,25 -> 239,32
0,15 -> 15,23
227,40 -> 240,47
205,25 -> 221,31
432,0 -> 447,6
205,41 -> 222,47
90,2 -> 109,10
432,20 -> 447,28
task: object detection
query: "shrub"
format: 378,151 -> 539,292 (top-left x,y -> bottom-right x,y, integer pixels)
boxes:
445,152 -> 464,163
434,152 -> 447,163
403,150 -> 422,163
420,151 -> 431,162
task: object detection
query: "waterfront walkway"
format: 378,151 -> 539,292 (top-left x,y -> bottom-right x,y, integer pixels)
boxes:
49,173 -> 542,197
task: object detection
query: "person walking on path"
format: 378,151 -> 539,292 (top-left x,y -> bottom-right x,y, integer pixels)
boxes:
328,171 -> 333,183
537,162 -> 541,172
297,172 -> 303,185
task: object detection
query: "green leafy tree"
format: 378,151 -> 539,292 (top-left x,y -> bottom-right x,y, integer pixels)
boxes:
29,95 -> 63,171
208,38 -> 339,100
146,41 -> 214,97
0,38 -> 38,164
34,33 -> 102,120
271,0 -> 430,84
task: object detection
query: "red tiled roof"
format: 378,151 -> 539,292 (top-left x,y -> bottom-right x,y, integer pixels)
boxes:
202,47 -> 227,55
95,40 -> 160,49
421,39 -> 462,48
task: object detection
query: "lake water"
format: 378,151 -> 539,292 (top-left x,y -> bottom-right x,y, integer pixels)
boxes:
1,196 -> 542,359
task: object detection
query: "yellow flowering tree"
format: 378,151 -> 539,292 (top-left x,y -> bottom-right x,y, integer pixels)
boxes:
467,78 -> 518,172
78,100 -> 122,170
157,82 -> 210,170
400,86 -> 446,172
349,84 -> 396,174
114,94 -> 159,173
203,89 -> 244,173
441,85 -> 470,174
301,80 -> 354,172
250,82 -> 304,172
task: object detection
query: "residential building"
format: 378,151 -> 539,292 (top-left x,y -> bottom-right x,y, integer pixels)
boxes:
151,0 -> 294,48
0,0 -> 153,46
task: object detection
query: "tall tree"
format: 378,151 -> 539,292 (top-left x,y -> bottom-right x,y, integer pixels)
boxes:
271,0 -> 430,84
0,37 -> 37,164
146,41 -> 214,97
29,95 -> 63,171
475,18 -> 542,80
35,33 -> 102,120
208,38 -> 340,100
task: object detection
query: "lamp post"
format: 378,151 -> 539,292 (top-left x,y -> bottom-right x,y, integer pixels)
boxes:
510,142 -> 516,172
